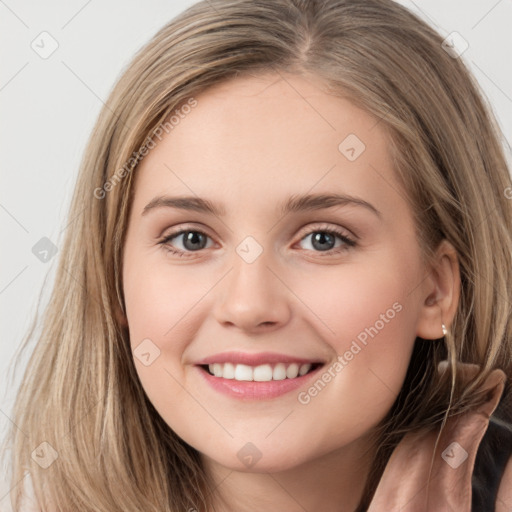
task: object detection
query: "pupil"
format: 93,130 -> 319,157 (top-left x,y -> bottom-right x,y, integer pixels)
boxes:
312,232 -> 334,251
184,231 -> 205,250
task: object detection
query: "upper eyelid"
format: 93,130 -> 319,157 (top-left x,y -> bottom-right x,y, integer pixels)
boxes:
160,224 -> 214,242
296,223 -> 355,239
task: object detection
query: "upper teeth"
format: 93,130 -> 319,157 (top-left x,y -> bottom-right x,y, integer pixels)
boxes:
208,362 -> 313,381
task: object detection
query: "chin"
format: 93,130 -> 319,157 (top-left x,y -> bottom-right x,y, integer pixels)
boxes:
200,442 -> 316,474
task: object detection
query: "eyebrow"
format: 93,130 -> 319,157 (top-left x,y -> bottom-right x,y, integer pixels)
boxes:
141,193 -> 382,219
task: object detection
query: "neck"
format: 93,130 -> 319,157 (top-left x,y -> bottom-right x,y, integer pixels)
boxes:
202,432 -> 376,512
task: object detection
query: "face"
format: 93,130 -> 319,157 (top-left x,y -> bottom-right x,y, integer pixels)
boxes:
122,72 -> 430,474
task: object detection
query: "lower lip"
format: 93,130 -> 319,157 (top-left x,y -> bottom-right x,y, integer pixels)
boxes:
196,365 -> 324,400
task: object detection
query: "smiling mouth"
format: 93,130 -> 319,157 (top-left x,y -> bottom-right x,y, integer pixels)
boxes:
200,362 -> 323,382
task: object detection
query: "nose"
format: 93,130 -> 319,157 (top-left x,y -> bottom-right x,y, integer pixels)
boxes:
213,248 -> 292,333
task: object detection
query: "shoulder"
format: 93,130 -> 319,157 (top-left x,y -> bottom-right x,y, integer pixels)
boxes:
368,367 -> 510,511
496,456 -> 512,511
473,383 -> 512,510
473,413 -> 512,510
14,472 -> 42,512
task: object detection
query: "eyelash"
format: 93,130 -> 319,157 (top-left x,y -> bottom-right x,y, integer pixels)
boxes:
158,224 -> 357,258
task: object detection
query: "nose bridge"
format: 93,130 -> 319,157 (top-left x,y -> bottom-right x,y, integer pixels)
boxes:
213,236 -> 291,331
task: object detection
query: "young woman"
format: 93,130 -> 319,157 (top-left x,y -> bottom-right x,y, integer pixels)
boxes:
2,0 -> 511,510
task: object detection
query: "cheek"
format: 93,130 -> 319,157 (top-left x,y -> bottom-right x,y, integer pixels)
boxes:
123,256 -> 214,407
294,258 -> 419,410
124,255 -> 210,349
122,263 -> 211,439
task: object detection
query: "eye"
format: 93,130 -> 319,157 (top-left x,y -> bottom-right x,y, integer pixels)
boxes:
158,223 -> 357,258
297,224 -> 356,255
159,228 -> 214,257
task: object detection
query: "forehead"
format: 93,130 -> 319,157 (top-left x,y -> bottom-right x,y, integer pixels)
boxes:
132,72 -> 404,221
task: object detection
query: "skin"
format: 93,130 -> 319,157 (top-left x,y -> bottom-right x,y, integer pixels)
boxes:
121,71 -> 460,511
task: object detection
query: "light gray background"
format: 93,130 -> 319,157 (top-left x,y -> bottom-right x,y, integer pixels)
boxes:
1,0 -> 511,507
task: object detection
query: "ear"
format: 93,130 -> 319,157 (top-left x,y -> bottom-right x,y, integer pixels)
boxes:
114,301 -> 129,329
416,239 -> 461,340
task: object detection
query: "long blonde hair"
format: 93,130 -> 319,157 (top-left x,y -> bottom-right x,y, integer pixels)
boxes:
2,0 -> 511,510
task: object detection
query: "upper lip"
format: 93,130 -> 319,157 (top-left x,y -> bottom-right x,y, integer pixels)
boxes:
195,351 -> 325,366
